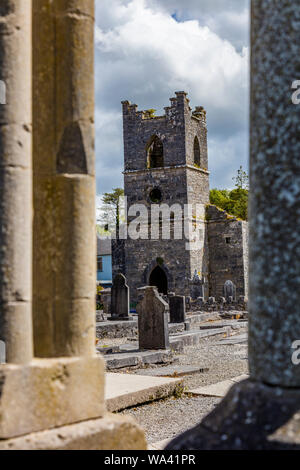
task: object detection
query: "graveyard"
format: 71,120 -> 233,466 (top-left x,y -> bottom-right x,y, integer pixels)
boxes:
0,0 -> 300,453
95,274 -> 248,447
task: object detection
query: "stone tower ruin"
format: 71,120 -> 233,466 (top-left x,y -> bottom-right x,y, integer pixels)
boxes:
113,92 -> 248,307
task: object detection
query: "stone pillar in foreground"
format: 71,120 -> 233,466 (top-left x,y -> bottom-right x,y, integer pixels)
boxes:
0,1 -> 33,364
167,0 -> 300,450
0,0 -> 146,449
33,0 -> 95,357
248,0 -> 300,387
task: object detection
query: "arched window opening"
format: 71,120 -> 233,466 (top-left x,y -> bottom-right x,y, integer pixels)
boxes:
147,135 -> 164,168
194,136 -> 201,166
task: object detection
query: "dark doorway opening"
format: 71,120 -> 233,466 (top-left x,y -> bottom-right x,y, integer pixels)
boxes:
149,265 -> 168,295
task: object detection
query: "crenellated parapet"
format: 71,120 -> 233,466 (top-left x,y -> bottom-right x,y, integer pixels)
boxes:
122,91 -> 208,172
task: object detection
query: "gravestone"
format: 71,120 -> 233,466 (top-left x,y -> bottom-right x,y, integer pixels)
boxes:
110,273 -> 131,321
137,287 -> 169,350
224,280 -> 236,301
190,270 -> 204,299
169,296 -> 186,323
0,340 -> 5,364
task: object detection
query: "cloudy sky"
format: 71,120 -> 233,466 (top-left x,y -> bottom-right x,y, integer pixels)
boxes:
95,0 -> 250,197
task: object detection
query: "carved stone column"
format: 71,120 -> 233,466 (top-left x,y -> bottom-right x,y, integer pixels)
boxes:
0,1 -> 33,364
33,0 -> 95,358
0,0 -> 146,449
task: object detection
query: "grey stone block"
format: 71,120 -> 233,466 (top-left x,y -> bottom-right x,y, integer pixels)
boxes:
169,295 -> 186,323
137,287 -> 169,350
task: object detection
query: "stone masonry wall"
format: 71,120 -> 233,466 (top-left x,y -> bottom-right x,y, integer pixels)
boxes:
207,205 -> 248,299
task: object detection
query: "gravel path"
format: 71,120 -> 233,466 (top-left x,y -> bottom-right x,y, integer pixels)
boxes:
118,328 -> 249,443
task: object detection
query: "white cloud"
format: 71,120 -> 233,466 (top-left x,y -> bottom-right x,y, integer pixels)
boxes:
148,0 -> 250,51
95,0 -> 249,194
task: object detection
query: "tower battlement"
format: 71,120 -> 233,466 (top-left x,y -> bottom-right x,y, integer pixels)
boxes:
122,92 -> 208,172
122,92 -> 207,125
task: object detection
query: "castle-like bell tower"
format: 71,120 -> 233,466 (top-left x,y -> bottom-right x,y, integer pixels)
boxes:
113,91 -> 210,306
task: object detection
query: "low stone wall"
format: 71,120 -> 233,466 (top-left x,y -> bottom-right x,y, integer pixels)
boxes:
96,321 -> 138,339
187,298 -> 248,313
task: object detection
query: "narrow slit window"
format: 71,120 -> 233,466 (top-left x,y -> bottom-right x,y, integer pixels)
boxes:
194,136 -> 201,166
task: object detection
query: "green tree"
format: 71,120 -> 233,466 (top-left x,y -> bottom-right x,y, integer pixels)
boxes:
209,168 -> 249,220
98,188 -> 125,234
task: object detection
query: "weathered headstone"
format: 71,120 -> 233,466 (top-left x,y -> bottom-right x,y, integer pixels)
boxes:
0,340 -> 5,364
190,271 -> 204,300
224,280 -> 236,301
137,287 -> 169,350
169,296 -> 186,323
110,273 -> 131,320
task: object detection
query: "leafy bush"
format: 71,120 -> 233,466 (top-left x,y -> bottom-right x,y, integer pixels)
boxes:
209,188 -> 248,220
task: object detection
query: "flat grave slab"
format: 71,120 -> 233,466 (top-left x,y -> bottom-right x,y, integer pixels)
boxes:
200,320 -> 248,331
106,373 -> 182,412
104,349 -> 174,370
134,365 -> 209,378
214,333 -> 247,345
189,374 -> 249,398
169,327 -> 229,352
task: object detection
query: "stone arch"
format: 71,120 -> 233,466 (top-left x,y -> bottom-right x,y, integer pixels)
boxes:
149,266 -> 168,295
146,135 -> 164,168
143,259 -> 173,293
193,136 -> 201,166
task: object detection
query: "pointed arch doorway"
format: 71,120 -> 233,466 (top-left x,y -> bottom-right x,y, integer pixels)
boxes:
149,266 -> 168,295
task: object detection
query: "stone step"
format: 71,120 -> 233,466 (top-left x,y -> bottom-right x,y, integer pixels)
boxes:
106,373 -> 182,412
